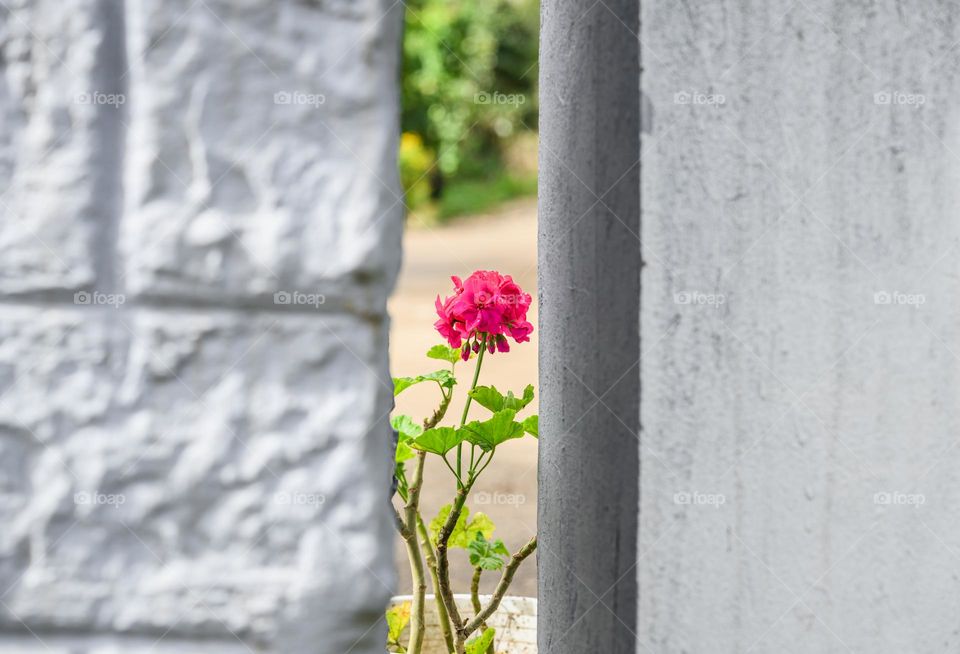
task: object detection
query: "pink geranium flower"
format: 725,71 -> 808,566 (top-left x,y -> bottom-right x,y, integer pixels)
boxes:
434,270 -> 533,359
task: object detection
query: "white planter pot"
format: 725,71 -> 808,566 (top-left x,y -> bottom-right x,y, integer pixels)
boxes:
388,594 -> 536,653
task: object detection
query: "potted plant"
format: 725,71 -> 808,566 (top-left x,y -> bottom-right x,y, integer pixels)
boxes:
388,270 -> 538,654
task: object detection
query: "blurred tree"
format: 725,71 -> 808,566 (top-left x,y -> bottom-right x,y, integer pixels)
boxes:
401,0 -> 538,211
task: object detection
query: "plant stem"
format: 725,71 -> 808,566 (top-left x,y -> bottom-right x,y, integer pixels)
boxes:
424,386 -> 452,431
417,515 -> 455,654
474,450 -> 495,480
459,335 -> 488,426
402,452 -> 429,654
391,504 -> 407,534
392,505 -> 426,653
456,334 -> 487,479
402,529 -> 426,653
435,484 -> 472,653
461,536 -> 537,637
470,567 -> 483,614
470,568 -> 495,654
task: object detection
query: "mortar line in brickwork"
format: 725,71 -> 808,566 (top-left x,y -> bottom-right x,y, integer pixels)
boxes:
0,297 -> 390,323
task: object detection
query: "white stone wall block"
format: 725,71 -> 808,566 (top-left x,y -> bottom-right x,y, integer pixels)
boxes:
122,0 -> 404,315
0,309 -> 395,651
0,0 -> 126,296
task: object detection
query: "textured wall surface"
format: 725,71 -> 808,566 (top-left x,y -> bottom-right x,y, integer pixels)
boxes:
0,1 -> 403,652
641,1 -> 960,652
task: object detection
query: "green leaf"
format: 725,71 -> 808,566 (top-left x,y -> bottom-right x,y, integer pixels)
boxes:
393,370 -> 456,397
420,370 -> 456,388
394,459 -> 409,500
468,533 -> 509,570
459,512 -> 496,548
429,504 -> 467,546
465,627 -> 495,654
522,414 -> 538,438
429,505 -> 496,548
468,384 -> 535,413
392,376 -> 420,396
410,427 -> 464,456
504,384 -> 535,412
391,415 -> 424,440
386,601 -> 411,647
392,415 -> 422,464
427,343 -> 462,365
462,409 -> 526,451
395,440 -> 416,463
468,385 -> 507,412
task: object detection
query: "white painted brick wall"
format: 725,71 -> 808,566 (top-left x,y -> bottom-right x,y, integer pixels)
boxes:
0,1 -> 403,652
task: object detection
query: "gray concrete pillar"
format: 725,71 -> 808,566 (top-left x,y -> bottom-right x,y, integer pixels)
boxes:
641,1 -> 960,652
538,0 -> 641,651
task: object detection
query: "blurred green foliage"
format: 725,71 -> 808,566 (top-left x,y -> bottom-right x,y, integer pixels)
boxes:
400,0 -> 539,219
437,172 -> 537,220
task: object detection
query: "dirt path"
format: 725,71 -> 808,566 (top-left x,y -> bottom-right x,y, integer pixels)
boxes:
389,198 -> 539,597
